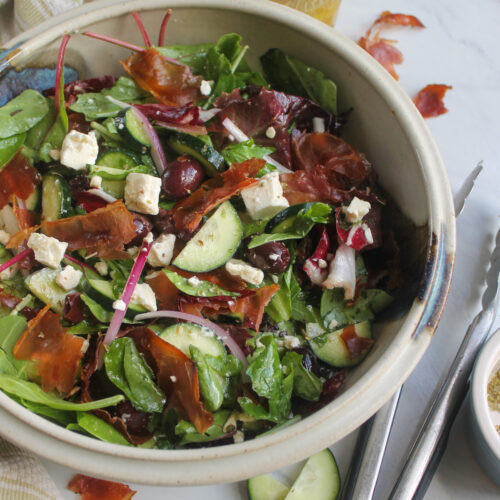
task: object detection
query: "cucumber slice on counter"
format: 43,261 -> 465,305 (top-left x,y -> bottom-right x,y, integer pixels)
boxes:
248,475 -> 290,500
160,322 -> 225,358
25,267 -> 67,313
309,321 -> 372,368
115,108 -> 150,151
167,131 -> 226,176
41,173 -> 74,221
173,201 -> 242,272
285,449 -> 340,500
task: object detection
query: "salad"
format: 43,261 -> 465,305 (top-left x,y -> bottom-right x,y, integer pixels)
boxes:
0,10 -> 400,448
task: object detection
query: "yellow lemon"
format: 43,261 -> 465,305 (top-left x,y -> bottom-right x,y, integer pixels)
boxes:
270,0 -> 342,25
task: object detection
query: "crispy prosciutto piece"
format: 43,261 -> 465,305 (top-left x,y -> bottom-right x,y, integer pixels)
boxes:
170,158 -> 263,234
414,84 -> 452,118
0,153 -> 40,209
13,305 -> 86,395
340,324 -> 374,359
359,11 -> 424,80
134,103 -> 202,125
67,474 -> 136,500
41,201 -> 137,258
128,327 -> 213,434
121,48 -> 202,106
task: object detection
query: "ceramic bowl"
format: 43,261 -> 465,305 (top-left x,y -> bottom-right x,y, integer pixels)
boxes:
468,328 -> 500,485
0,0 -> 455,485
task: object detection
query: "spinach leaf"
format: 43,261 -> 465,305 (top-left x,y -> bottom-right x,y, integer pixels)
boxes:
157,44 -> 213,74
0,133 -> 25,168
175,410 -> 230,445
105,337 -> 165,413
80,294 -> 113,323
163,269 -> 237,298
221,139 -> 275,165
261,48 -> 338,115
76,412 -> 132,446
0,315 -> 29,375
189,345 -> 224,412
243,218 -> 270,238
68,320 -> 104,335
282,351 -> 323,401
24,98 -> 55,149
268,370 -> 294,422
18,399 -> 75,425
0,374 -> 124,410
0,89 -> 49,139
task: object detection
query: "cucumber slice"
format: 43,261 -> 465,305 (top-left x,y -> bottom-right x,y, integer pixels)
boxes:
96,150 -> 141,197
285,449 -> 340,500
84,278 -> 147,318
309,321 -> 372,368
41,173 -> 74,221
25,267 -> 67,313
248,475 -> 290,500
173,201 -> 242,272
159,322 -> 225,358
167,131 -> 226,176
266,203 -> 313,233
25,185 -> 41,211
100,179 -> 125,199
115,108 -> 150,152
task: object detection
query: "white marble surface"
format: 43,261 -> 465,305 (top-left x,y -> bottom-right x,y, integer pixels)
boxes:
18,0 -> 500,497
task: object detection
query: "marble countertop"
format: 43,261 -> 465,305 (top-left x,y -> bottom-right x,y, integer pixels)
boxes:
30,0 -> 500,497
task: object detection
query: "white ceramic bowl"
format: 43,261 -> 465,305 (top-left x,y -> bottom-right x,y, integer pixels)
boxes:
0,0 -> 456,485
468,328 -> 500,485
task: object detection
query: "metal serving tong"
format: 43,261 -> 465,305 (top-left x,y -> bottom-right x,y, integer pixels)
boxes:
341,163 -> 499,500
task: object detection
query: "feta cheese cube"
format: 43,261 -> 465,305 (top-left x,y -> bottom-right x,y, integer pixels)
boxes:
0,229 -> 11,246
344,196 -> 371,223
241,172 -> 289,220
56,265 -> 83,291
146,234 -> 176,267
0,263 -> 17,280
124,173 -> 161,215
27,233 -> 68,269
131,283 -> 157,312
89,175 -> 102,189
95,261 -> 108,276
225,259 -> 264,286
60,130 -> 99,170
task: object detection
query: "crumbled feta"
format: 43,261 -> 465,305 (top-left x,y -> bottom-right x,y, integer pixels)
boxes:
328,319 -> 338,330
233,430 -> 245,444
270,274 -> 279,284
241,172 -> 289,220
362,223 -> 374,244
317,258 -> 327,269
269,253 -> 279,261
170,375 -> 177,383
144,232 -> 154,244
60,130 -> 99,170
131,283 -> 157,312
225,259 -> 264,286
0,263 -> 17,280
0,229 -> 10,246
344,196 -> 371,223
89,175 -> 102,189
127,246 -> 139,257
265,126 -> 276,139
124,173 -> 161,215
146,234 -> 176,267
56,265 -> 83,291
283,335 -> 301,349
187,276 -> 201,286
27,233 -> 68,269
113,299 -> 126,311
200,80 -> 212,96
49,149 -> 60,161
312,117 -> 325,133
95,261 -> 108,276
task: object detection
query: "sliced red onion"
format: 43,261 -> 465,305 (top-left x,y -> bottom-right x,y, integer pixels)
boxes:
134,310 -> 248,368
303,227 -> 330,285
322,244 -> 356,300
83,31 -> 145,53
221,118 -> 291,173
64,253 -> 98,275
158,9 -> 172,47
0,248 -> 33,274
54,34 -> 70,119
132,12 -> 151,47
104,239 -> 153,346
198,108 -> 220,122
86,188 -> 117,204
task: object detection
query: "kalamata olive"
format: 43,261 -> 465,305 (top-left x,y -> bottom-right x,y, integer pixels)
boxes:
152,208 -> 176,234
68,174 -> 90,192
128,213 -> 153,246
245,241 -> 290,274
161,156 -> 204,200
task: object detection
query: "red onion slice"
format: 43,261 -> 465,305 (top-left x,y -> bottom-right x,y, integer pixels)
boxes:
85,188 -> 117,204
221,118 -> 291,173
0,248 -> 33,274
64,254 -> 98,275
134,310 -> 248,368
103,239 -> 153,346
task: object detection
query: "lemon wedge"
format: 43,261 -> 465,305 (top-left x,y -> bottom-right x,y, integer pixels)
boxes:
270,0 -> 342,25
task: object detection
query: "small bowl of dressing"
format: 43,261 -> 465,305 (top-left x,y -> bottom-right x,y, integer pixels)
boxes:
468,327 -> 500,485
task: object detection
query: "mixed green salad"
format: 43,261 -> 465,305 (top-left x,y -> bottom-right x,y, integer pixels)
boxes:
0,11 -> 399,448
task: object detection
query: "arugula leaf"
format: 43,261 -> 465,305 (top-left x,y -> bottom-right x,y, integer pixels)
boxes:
265,265 -> 296,323
163,269 -> 237,298
0,89 -> 49,139
175,410 -> 230,445
0,133 -> 26,168
268,370 -> 294,422
249,203 -> 332,249
221,139 -> 275,165
282,351 -> 323,401
105,337 -> 165,413
76,412 -> 132,446
0,374 -> 124,410
246,335 -> 281,399
261,48 -> 338,115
